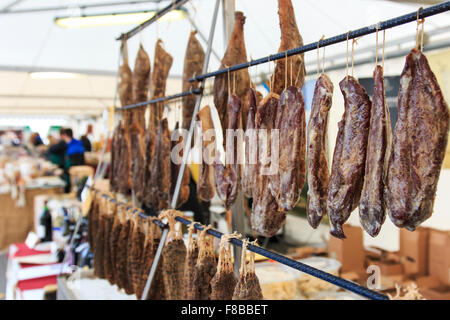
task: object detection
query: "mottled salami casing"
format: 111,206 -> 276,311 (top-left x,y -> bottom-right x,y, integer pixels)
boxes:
385,49 -> 449,230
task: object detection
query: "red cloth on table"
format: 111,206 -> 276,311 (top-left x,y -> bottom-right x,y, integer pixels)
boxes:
9,242 -> 57,294
17,275 -> 57,291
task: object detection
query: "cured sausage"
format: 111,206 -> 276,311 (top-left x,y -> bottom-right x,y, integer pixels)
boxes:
327,76 -> 371,239
214,95 -> 242,209
192,228 -> 216,300
132,44 -> 150,129
242,88 -> 258,198
269,86 -> 306,211
273,0 -> 305,94
129,214 -> 146,295
182,31 -> 205,131
117,129 -> 132,194
130,123 -> 146,204
211,235 -> 237,300
102,200 -> 116,284
307,74 -> 333,228
148,119 -> 171,211
150,39 -> 173,130
385,49 -> 449,230
109,204 -> 124,287
232,240 -> 263,300
359,66 -> 391,237
119,39 -> 133,127
160,210 -> 187,300
109,124 -> 120,192
183,224 -> 199,300
213,12 -> 250,146
170,123 -> 190,208
197,106 -> 216,201
143,129 -> 156,208
251,93 -> 286,237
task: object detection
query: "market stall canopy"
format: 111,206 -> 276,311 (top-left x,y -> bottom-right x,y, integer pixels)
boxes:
0,0 -> 449,116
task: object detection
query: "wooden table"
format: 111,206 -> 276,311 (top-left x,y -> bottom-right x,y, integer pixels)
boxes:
0,185 -> 63,250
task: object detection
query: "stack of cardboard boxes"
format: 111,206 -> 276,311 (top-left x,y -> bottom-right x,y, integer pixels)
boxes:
328,225 -> 450,299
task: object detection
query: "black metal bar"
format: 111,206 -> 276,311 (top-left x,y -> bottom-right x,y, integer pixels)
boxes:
101,193 -> 167,228
94,190 -> 387,300
305,39 -> 450,76
116,0 -> 189,41
115,87 -> 202,111
189,1 -> 450,82
173,216 -> 389,301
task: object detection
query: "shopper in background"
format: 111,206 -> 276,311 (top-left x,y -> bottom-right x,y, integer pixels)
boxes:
46,128 -> 67,169
60,128 -> 85,192
30,132 -> 43,146
61,128 -> 85,167
80,134 -> 92,152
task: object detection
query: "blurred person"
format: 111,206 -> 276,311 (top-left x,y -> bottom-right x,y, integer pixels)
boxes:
60,128 -> 85,167
30,132 -> 43,146
60,128 -> 85,193
80,134 -> 92,152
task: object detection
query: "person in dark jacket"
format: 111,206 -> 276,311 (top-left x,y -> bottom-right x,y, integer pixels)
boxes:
61,128 -> 85,168
46,129 -> 67,169
80,135 -> 92,152
60,128 -> 85,192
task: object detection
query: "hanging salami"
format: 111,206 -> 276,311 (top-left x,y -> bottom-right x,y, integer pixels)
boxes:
385,48 -> 449,230
327,76 -> 371,239
214,94 -> 242,209
307,74 -> 333,229
197,106 -> 216,202
273,0 -> 305,94
210,234 -> 237,300
182,30 -> 205,131
192,226 -> 217,300
159,210 -> 187,300
183,224 -> 199,300
232,239 -> 263,300
359,65 -> 391,237
269,85 -> 306,211
213,12 -> 250,145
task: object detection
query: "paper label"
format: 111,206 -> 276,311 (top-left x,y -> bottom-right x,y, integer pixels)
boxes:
25,231 -> 40,248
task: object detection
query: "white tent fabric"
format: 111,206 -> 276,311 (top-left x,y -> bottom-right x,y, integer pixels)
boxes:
0,0 -> 449,116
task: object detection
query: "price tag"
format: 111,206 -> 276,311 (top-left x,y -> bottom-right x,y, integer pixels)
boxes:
25,232 -> 39,248
107,106 -> 115,131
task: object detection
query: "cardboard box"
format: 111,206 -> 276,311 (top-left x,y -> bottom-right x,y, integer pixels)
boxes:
415,276 -> 441,289
287,247 -> 327,260
379,274 -> 406,291
366,247 -> 401,264
429,229 -> 450,285
421,286 -> 450,300
429,260 -> 450,286
371,260 -> 404,276
399,227 -> 429,276
328,224 -> 365,273
429,229 -> 450,264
